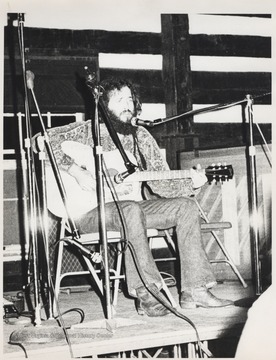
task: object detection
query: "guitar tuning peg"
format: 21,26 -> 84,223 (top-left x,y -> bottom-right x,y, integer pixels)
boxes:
217,162 -> 222,167
211,163 -> 215,167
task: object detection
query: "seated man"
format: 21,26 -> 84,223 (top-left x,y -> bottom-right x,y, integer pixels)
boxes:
41,78 -> 233,317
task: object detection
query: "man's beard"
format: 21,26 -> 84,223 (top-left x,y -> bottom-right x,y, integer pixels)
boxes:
107,111 -> 137,136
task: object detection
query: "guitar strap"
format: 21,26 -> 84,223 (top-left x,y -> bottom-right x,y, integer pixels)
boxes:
133,132 -> 162,201
133,133 -> 147,171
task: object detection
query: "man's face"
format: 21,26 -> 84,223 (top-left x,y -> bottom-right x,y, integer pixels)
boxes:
107,86 -> 135,124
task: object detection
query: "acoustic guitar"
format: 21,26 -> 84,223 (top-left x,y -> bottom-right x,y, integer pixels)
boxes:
46,141 -> 233,218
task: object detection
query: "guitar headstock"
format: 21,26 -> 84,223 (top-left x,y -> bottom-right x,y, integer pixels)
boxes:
205,163 -> 234,183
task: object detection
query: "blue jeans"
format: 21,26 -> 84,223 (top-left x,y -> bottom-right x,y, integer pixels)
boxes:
76,197 -> 216,297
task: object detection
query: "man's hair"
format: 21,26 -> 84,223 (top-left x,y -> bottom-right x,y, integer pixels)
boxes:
100,78 -> 142,116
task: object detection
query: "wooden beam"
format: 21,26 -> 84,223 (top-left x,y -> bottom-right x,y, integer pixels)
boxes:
4,27 -> 161,55
161,14 -> 193,133
192,71 -> 271,104
190,34 -> 271,58
5,26 -> 271,58
161,14 -> 194,168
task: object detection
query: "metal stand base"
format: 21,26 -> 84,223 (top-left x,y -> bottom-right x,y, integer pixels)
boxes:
72,317 -> 146,333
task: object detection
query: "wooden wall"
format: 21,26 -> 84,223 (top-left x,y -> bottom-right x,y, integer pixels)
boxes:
4,13 -> 272,168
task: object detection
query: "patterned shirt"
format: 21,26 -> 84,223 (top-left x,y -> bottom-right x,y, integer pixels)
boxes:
43,119 -> 196,198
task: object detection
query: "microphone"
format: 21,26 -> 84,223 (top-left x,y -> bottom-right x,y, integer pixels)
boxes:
84,66 -> 96,88
26,70 -> 35,90
133,118 -> 156,127
64,238 -> 102,264
18,13 -> 25,23
114,170 -> 134,184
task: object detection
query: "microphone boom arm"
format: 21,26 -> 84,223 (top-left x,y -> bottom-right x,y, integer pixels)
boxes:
136,93 -> 271,127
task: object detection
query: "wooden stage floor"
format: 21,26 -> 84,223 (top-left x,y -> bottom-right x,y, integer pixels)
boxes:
3,281 -> 255,359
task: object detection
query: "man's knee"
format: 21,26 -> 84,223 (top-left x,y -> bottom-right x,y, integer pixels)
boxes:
178,197 -> 198,215
122,201 -> 144,217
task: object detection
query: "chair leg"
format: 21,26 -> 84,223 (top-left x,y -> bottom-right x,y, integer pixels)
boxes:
53,240 -> 64,315
194,198 -> 247,288
112,242 -> 124,306
83,257 -> 104,294
208,231 -> 248,288
163,230 -> 176,253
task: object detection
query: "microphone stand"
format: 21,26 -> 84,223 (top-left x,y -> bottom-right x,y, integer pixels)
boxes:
78,75 -> 146,332
89,83 -> 113,320
137,99 -> 249,127
36,136 -> 53,319
245,95 -> 262,295
17,13 -> 42,326
38,71 -> 145,336
10,70 -> 99,349
137,93 -> 271,128
142,94 -> 267,297
26,72 -> 91,317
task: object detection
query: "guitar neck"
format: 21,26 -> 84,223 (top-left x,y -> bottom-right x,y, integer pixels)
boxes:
126,169 -> 193,183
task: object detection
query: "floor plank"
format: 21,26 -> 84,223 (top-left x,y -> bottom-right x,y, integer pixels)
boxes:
3,281 -> 255,358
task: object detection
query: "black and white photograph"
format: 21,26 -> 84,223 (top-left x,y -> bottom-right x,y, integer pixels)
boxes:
1,1 -> 274,359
